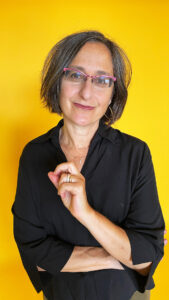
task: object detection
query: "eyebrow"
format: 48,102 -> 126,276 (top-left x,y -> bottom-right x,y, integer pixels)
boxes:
69,65 -> 112,76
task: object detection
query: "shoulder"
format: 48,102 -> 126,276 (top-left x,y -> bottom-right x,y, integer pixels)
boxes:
117,128 -> 151,155
116,129 -> 152,165
116,128 -> 146,149
103,124 -> 149,151
102,125 -> 152,164
19,125 -> 58,162
29,126 -> 57,144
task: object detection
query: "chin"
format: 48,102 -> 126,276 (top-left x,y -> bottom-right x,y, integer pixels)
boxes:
70,115 -> 98,127
74,119 -> 92,127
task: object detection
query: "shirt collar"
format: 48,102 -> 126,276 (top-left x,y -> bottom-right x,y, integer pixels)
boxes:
97,120 -> 120,144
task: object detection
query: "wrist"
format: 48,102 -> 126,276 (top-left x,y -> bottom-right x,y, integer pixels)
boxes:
79,205 -> 96,227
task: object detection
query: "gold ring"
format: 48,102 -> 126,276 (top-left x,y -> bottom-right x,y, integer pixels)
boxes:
66,173 -> 71,183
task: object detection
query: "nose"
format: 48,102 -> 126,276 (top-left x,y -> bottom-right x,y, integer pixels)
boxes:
79,77 -> 93,101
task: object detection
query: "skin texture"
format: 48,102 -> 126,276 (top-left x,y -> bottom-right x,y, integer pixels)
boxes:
37,42 -> 152,275
59,42 -> 114,131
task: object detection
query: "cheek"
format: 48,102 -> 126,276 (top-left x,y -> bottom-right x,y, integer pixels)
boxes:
97,90 -> 113,107
60,82 -> 79,100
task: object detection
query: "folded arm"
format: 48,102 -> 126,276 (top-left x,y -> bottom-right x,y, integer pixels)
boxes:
50,143 -> 165,280
37,245 -> 124,272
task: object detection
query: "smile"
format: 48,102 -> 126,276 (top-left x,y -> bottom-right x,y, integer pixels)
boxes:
73,103 -> 95,110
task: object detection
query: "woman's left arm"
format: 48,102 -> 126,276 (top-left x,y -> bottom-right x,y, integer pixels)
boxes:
48,143 -> 165,277
75,206 -> 152,275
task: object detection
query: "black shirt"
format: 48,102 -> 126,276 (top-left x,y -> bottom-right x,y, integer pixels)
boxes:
12,119 -> 165,300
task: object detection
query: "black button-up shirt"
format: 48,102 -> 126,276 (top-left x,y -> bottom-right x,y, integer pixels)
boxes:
12,119 -> 165,300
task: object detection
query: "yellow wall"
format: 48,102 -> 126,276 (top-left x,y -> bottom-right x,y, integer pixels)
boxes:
0,0 -> 168,298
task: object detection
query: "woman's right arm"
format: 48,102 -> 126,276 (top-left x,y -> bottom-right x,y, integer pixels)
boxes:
12,149 -> 74,278
13,146 -> 122,280
37,246 -> 124,272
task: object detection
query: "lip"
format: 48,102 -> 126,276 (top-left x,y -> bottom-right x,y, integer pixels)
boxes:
73,103 -> 95,110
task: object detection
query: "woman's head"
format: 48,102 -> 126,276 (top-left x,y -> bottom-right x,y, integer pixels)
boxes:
40,31 -> 132,126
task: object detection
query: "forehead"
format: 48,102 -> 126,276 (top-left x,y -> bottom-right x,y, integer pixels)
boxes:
69,42 -> 114,74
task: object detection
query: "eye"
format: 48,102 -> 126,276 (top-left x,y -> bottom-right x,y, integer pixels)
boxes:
94,76 -> 112,87
64,69 -> 84,82
70,71 -> 83,80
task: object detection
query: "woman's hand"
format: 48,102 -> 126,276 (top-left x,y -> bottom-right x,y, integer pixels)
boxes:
48,162 -> 92,221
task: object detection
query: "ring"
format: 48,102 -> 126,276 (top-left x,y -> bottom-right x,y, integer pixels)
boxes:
66,173 -> 71,183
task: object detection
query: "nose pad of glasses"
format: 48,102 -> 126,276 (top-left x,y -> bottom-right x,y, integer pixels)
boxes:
83,75 -> 93,85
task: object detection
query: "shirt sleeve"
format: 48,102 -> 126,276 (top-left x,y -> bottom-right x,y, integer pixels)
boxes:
11,148 -> 74,293
122,142 -> 165,292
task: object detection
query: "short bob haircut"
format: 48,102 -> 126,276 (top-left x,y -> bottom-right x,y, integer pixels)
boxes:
40,31 -> 132,126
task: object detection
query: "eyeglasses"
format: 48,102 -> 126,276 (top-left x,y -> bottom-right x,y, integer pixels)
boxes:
63,67 -> 116,88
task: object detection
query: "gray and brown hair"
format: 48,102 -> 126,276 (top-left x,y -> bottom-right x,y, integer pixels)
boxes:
40,30 -> 132,126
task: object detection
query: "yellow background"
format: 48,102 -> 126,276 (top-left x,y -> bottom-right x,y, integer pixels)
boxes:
0,0 -> 168,299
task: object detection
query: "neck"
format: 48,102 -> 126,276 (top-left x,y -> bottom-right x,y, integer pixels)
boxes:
59,119 -> 99,149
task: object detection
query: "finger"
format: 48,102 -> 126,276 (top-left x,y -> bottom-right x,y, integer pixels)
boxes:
61,191 -> 72,208
48,172 -> 60,189
58,173 -> 82,186
164,229 -> 167,235
58,173 -> 69,185
58,181 -> 83,197
164,239 -> 168,246
53,162 -> 80,176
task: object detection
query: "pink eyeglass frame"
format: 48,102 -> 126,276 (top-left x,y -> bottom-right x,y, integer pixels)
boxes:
63,67 -> 116,82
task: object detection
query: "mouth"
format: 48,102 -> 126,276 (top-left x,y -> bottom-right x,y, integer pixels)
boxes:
73,103 -> 95,110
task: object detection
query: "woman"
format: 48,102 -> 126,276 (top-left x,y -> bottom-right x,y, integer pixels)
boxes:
12,31 -> 165,300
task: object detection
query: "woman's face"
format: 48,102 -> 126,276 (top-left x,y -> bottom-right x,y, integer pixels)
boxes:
59,41 -> 115,127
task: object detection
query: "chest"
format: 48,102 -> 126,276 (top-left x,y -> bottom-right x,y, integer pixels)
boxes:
60,144 -> 88,172
35,149 -> 132,246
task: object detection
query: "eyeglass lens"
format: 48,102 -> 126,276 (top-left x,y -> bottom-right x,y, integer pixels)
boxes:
63,68 -> 115,88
